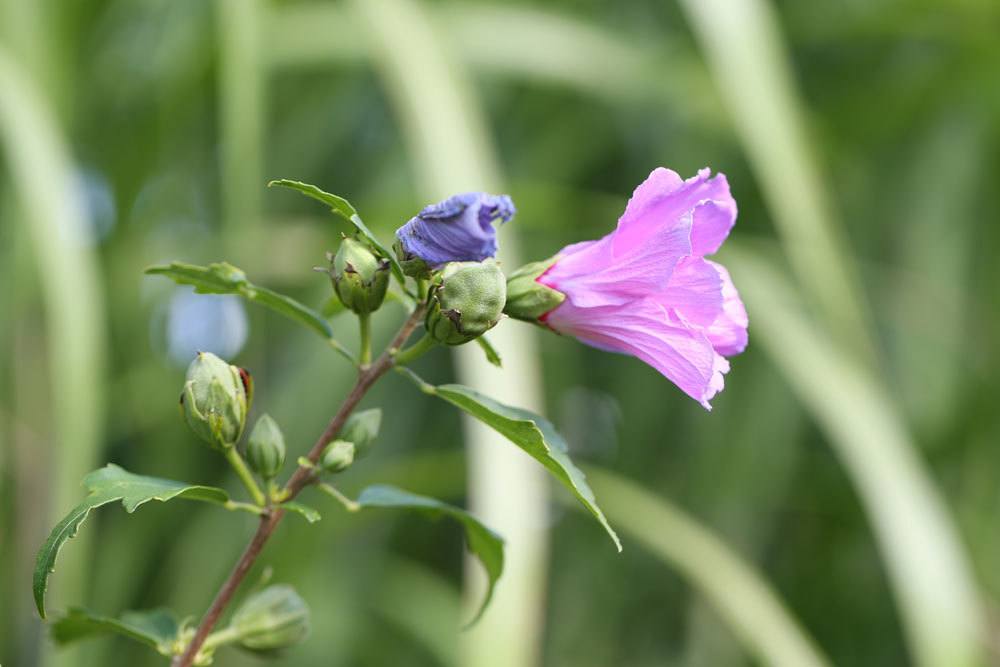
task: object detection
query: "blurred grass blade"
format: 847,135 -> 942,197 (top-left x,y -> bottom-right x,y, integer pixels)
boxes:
677,0 -> 874,362
349,1 -> 550,665
725,244 -> 985,667
263,3 -> 719,123
887,111 -> 984,436
586,467 -> 830,667
372,558 -> 461,666
216,0 -> 263,236
0,46 -> 106,624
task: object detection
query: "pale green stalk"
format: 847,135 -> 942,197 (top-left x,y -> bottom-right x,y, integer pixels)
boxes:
350,2 -> 550,666
358,312 -> 373,367
677,0 -> 874,363
0,47 -> 107,667
725,245 -> 985,667
586,467 -> 830,667
216,0 -> 263,238
223,446 -> 267,507
393,334 -> 436,366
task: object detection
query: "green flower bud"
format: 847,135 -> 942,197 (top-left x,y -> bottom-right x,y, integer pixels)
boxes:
321,440 -> 355,474
230,585 -> 310,654
338,408 -> 381,460
246,414 -> 285,480
180,352 -> 251,450
329,237 -> 389,315
425,260 -> 506,345
503,256 -> 565,322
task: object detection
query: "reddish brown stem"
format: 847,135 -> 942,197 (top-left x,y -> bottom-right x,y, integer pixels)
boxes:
173,305 -> 426,667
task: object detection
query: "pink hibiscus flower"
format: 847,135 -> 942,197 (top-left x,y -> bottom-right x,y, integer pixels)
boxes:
509,167 -> 748,409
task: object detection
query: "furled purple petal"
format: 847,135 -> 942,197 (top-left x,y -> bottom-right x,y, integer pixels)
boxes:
395,192 -> 515,266
704,261 -> 748,356
539,214 -> 692,308
543,298 -> 729,409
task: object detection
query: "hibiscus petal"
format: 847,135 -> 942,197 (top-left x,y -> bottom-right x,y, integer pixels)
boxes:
544,298 -> 728,409
704,260 -> 748,356
541,215 -> 692,308
690,194 -> 737,257
613,167 -> 733,256
659,257 -> 724,327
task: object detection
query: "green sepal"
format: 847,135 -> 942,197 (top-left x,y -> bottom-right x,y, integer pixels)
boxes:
475,335 -> 502,367
503,256 -> 565,322
356,485 -> 505,626
34,465 -> 231,618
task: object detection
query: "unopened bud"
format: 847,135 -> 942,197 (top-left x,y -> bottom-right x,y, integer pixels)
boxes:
246,414 -> 286,480
339,408 -> 381,460
180,352 -> 251,450
425,260 -> 506,345
230,585 -> 310,653
329,237 -> 389,315
321,440 -> 355,474
503,257 -> 565,322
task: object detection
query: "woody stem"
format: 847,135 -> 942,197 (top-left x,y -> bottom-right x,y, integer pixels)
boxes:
172,303 -> 426,667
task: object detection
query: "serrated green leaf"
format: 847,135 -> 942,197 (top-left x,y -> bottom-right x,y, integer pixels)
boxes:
433,383 -> 620,551
281,501 -> 321,523
146,261 -> 335,341
357,484 -> 504,626
474,335 -> 502,367
34,464 -> 230,618
51,607 -> 180,657
268,179 -> 406,285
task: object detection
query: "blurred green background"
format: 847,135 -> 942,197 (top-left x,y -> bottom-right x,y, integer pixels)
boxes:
2,0 -> 999,665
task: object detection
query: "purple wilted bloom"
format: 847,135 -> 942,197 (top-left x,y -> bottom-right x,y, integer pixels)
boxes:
537,168 -> 748,409
395,192 -> 515,268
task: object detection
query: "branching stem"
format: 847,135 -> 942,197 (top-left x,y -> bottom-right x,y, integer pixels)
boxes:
318,482 -> 361,512
172,303 -> 427,667
393,333 -> 436,366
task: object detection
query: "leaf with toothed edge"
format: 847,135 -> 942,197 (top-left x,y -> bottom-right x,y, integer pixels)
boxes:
145,261 -> 335,340
268,179 -> 406,285
34,465 -> 230,619
51,607 -> 180,657
395,372 -> 621,551
357,484 -> 504,627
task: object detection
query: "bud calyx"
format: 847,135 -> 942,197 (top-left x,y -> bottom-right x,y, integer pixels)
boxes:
181,352 -> 251,450
329,237 -> 389,315
503,256 -> 565,322
425,260 -> 506,345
